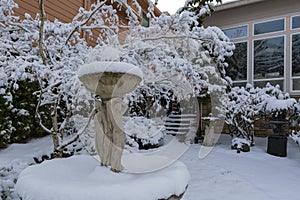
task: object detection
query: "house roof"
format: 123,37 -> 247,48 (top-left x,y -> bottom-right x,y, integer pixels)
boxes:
215,0 -> 266,11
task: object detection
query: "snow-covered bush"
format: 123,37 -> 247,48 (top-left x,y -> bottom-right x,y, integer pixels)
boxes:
231,137 -> 250,153
290,100 -> 300,144
124,117 -> 165,150
122,12 -> 234,122
290,99 -> 300,130
0,0 -> 140,152
1,0 -> 234,152
226,83 -> 295,145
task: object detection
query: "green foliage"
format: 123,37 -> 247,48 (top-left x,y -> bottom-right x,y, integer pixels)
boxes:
0,94 -> 11,148
0,80 -> 51,148
178,0 -> 222,27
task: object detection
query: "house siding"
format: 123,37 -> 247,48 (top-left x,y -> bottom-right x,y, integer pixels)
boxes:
13,0 -> 161,45
14,0 -> 84,22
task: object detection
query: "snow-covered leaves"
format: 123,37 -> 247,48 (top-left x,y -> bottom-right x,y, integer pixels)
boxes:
226,83 -> 296,143
122,12 -> 233,105
0,0 -> 143,150
0,0 -> 235,151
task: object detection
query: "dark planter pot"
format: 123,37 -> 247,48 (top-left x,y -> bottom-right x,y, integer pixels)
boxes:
267,135 -> 287,157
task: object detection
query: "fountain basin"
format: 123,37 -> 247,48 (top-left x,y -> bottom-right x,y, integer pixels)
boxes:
78,61 -> 143,100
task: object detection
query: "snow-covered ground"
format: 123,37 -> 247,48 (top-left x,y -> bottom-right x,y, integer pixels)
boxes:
1,134 -> 300,200
181,135 -> 300,200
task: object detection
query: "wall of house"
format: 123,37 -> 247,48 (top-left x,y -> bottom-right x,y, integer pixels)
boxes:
205,0 -> 300,137
205,0 -> 300,98
13,0 -> 162,45
14,0 -> 85,22
205,0 -> 300,27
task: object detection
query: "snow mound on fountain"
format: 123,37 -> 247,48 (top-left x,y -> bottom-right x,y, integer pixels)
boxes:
16,155 -> 190,200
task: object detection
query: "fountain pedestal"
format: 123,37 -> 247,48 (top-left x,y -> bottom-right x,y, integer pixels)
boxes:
78,61 -> 142,172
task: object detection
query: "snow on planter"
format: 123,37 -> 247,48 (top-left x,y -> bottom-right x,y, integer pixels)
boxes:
16,155 -> 190,200
266,97 -> 296,112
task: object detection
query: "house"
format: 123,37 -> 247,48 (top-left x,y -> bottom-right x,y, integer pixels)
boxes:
205,0 -> 300,99
13,0 -> 162,44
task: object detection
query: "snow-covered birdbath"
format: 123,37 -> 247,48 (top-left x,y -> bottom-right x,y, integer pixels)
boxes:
16,46 -> 191,200
201,115 -> 220,147
77,47 -> 143,172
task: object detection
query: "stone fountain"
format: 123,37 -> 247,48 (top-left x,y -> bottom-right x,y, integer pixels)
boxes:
16,46 -> 191,200
78,46 -> 143,172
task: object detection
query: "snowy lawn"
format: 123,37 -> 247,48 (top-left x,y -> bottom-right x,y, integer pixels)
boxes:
1,134 -> 300,200
0,136 -> 53,199
181,134 -> 300,200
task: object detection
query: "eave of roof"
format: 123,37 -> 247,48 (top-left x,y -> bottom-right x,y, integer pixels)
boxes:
215,0 -> 266,11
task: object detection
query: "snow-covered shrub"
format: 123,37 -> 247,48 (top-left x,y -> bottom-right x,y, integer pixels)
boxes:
128,85 -> 174,118
0,80 -> 53,148
122,12 -> 234,123
290,131 -> 300,145
124,117 -> 165,150
290,99 -> 300,131
290,100 -> 300,144
0,0 -> 141,153
1,0 -> 234,152
225,83 -> 295,145
231,137 -> 250,153
0,161 -> 31,200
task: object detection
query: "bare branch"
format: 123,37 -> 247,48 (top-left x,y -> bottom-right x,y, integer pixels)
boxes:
51,95 -> 60,150
38,0 -> 47,65
3,21 -> 30,32
35,79 -> 52,134
57,108 -> 96,151
65,0 -> 108,45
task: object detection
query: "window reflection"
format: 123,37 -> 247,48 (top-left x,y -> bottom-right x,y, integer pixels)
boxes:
223,25 -> 247,39
226,42 -> 247,81
254,80 -> 284,90
254,36 -> 284,79
292,79 -> 300,90
292,16 -> 300,29
254,19 -> 284,35
292,34 -> 300,77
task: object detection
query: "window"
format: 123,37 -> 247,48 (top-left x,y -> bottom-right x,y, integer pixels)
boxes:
254,19 -> 284,35
226,42 -> 248,81
292,34 -> 300,91
254,36 -> 284,79
292,79 -> 300,90
292,16 -> 300,29
142,12 -> 149,27
223,25 -> 247,39
254,79 -> 284,90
